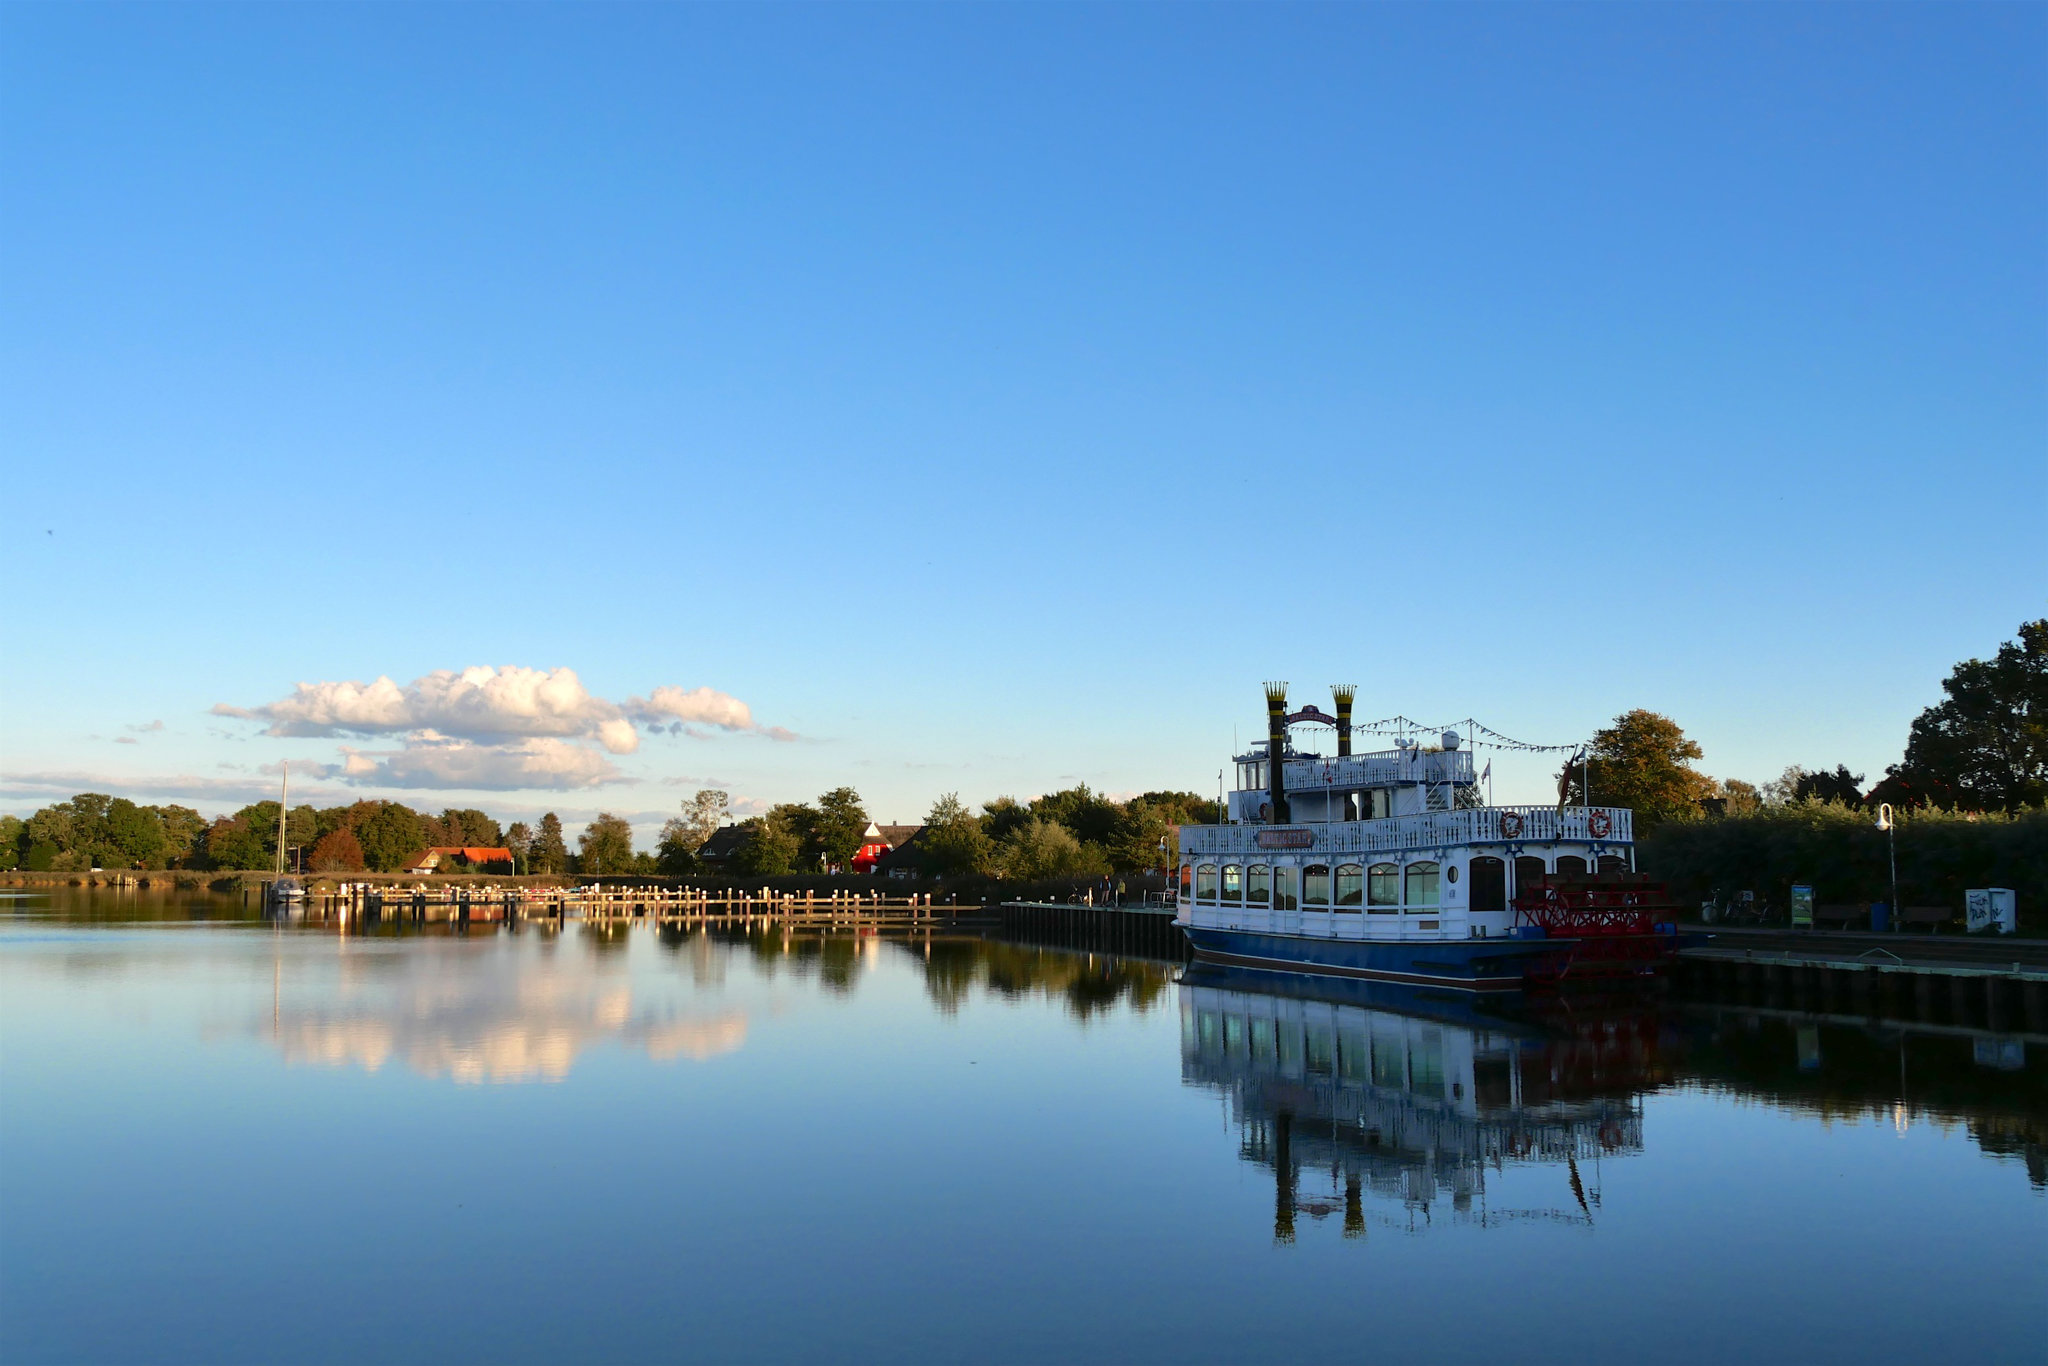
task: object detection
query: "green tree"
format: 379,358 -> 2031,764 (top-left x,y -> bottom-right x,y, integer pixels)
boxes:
1562,710 -> 1717,830
979,796 -> 1031,844
104,798 -> 168,868
1792,765 -> 1865,807
655,820 -> 701,875
918,793 -> 990,877
308,827 -> 365,872
531,813 -> 570,874
734,812 -> 799,876
578,813 -> 635,875
354,802 -> 426,872
205,816 -> 270,870
157,805 -> 209,867
1030,785 -> 1121,847
505,821 -> 533,874
0,815 -> 23,870
1871,618 -> 2048,811
813,787 -> 868,869
432,807 -> 503,848
997,816 -> 1110,880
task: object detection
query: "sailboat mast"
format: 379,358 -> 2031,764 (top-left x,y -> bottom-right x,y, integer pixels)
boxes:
276,761 -> 289,878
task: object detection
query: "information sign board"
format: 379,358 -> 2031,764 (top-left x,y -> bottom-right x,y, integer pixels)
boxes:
1790,884 -> 1814,929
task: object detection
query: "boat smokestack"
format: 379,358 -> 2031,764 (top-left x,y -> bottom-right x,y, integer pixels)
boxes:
1264,682 -> 1291,823
1332,684 -> 1355,758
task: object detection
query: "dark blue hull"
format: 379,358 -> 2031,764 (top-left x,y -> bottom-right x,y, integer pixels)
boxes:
1180,925 -> 1568,991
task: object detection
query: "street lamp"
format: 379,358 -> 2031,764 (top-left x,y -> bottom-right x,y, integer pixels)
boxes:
1875,802 -> 1898,933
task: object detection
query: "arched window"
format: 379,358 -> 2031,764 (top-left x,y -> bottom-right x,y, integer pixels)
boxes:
1179,863 -> 1193,899
1222,864 -> 1243,903
1514,856 -> 1546,899
1555,855 -> 1587,880
1195,864 -> 1218,902
1404,861 -> 1440,909
1368,863 -> 1399,911
1247,864 -> 1271,904
1334,864 -> 1363,910
1597,852 -> 1630,874
1470,856 -> 1507,914
1272,866 -> 1298,911
1303,864 -> 1331,906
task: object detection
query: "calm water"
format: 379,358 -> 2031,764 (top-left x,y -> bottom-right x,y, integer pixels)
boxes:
1,890 -> 2041,1365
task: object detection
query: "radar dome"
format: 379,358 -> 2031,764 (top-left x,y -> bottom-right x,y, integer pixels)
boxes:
1442,731 -> 1461,750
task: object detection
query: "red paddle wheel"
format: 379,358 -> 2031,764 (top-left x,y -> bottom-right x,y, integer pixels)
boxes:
1516,873 -> 1684,979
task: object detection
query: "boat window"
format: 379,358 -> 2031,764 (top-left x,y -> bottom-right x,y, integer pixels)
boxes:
1221,864 -> 1243,903
1514,856 -> 1546,899
1371,1033 -> 1405,1088
1303,864 -> 1331,906
1195,864 -> 1218,902
1404,861 -> 1440,909
1367,863 -> 1399,911
1247,864 -> 1271,904
1470,857 -> 1507,914
1271,866 -> 1297,911
1306,1027 -> 1335,1076
1179,863 -> 1193,899
1555,855 -> 1588,880
1598,852 -> 1630,874
1334,863 -> 1363,910
1278,1023 -> 1304,1078
1249,1016 -> 1276,1064
1408,1031 -> 1446,1100
1338,1031 -> 1370,1082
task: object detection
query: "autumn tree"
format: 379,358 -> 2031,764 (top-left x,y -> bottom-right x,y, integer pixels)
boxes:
308,828 -> 365,872
1562,710 -> 1717,830
1870,618 -> 2048,811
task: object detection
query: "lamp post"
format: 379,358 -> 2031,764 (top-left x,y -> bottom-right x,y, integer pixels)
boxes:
1875,802 -> 1898,933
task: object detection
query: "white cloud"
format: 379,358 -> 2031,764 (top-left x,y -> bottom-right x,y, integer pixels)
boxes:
216,666 -> 789,752
337,736 -> 624,791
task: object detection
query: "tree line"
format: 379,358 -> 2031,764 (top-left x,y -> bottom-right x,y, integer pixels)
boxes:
6,618 -> 2033,878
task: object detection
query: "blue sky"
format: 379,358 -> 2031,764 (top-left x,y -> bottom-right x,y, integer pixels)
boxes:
3,4 -> 2042,839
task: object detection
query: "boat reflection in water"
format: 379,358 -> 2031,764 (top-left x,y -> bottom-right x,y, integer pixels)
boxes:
1180,965 -> 1662,1240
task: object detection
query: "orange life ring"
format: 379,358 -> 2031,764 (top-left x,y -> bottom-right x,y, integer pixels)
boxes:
1499,811 -> 1524,839
1588,811 -> 1612,839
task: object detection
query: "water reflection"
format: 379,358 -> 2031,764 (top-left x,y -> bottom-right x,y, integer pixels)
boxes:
1181,967 -> 1649,1238
268,940 -> 745,1084
1182,965 -> 2047,1232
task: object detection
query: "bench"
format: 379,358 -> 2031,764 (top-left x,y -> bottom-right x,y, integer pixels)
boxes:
1897,905 -> 1955,933
1813,903 -> 1866,930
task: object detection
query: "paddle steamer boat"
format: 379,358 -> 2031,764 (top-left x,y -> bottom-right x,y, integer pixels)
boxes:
1176,685 -> 1642,990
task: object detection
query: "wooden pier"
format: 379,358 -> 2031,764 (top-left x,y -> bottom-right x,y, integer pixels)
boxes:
270,881 -> 969,929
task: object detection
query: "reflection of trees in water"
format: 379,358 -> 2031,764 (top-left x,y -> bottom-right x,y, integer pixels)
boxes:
697,924 -> 871,996
914,938 -> 1173,1019
1675,1008 -> 2048,1188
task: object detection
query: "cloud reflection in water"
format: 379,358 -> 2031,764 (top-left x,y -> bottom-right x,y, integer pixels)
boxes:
268,943 -> 745,1083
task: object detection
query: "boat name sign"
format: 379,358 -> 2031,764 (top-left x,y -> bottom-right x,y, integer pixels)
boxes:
1255,828 -> 1316,850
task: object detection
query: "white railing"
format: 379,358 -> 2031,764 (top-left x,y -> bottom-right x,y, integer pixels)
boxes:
1269,748 -> 1475,792
1180,805 -> 1633,858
